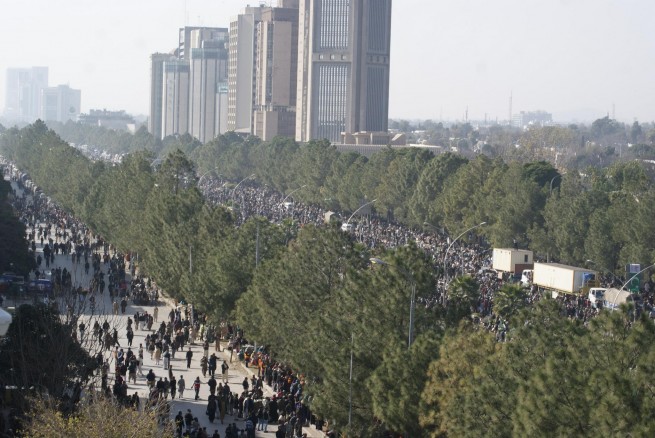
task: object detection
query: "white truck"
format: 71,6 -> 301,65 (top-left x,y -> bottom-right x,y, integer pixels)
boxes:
492,248 -> 533,276
532,262 -> 598,296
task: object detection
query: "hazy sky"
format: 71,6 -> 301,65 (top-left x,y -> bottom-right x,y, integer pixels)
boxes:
1,0 -> 653,123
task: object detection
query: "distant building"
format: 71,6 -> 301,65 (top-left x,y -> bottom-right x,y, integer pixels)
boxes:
228,6 -> 265,134
149,53 -> 172,140
189,31 -> 229,143
78,109 -> 135,132
512,110 -> 553,128
40,84 -> 81,123
253,4 -> 299,141
4,67 -> 49,122
337,131 -> 407,157
161,59 -> 190,138
295,0 -> 392,143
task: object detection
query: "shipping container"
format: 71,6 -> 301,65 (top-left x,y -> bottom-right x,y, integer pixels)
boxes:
492,248 -> 534,273
533,262 -> 597,295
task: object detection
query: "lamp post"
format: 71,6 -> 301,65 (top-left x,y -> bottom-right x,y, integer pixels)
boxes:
232,173 -> 256,200
197,168 -> 218,187
346,199 -> 377,225
348,331 -> 354,430
443,222 -> 487,283
370,257 -> 417,348
281,185 -> 307,205
549,174 -> 563,195
611,263 -> 655,310
280,185 -> 307,222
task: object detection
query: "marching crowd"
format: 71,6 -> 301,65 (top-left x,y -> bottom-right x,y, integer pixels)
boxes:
5,158 -> 654,437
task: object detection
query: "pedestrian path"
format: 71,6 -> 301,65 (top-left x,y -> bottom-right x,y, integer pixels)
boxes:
24,216 -> 325,438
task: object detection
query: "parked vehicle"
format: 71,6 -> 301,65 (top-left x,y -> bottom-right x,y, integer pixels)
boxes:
602,288 -> 640,311
532,262 -> 598,296
27,279 -> 53,295
588,287 -> 607,308
492,248 -> 534,278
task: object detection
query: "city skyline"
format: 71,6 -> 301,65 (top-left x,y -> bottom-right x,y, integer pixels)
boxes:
1,0 -> 654,124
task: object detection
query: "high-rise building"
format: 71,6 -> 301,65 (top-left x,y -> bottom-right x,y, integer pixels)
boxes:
149,53 -> 172,140
253,4 -> 299,141
189,33 -> 229,143
227,6 -> 265,133
4,67 -> 49,122
40,84 -> 81,123
179,26 -> 223,60
161,59 -> 190,138
295,0 -> 392,143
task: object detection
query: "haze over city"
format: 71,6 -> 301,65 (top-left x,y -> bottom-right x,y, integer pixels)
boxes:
1,0 -> 654,123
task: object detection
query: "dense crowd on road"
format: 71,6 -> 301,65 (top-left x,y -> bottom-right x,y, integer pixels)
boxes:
5,156 -> 655,437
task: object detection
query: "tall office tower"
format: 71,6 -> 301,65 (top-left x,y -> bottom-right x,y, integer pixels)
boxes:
40,84 -> 81,122
227,6 -> 265,133
295,0 -> 392,143
253,4 -> 299,141
161,59 -> 190,138
4,66 -> 49,122
189,32 -> 229,143
178,26 -> 227,60
149,53 -> 172,140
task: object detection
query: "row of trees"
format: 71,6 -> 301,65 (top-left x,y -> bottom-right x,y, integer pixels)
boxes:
3,122 -> 655,435
6,121 -> 655,275
0,178 -> 34,274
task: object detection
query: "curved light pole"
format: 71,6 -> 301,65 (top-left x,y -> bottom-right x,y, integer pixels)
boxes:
280,184 -> 307,205
197,168 -> 218,187
611,263 -> 655,310
370,257 -> 416,349
549,173 -> 564,195
231,173 -> 256,200
443,222 -> 487,283
346,199 -> 377,225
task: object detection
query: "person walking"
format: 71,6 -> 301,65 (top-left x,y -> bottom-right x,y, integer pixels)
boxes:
221,360 -> 229,384
170,375 -> 177,399
186,347 -> 193,369
194,376 -> 202,400
178,375 -> 186,399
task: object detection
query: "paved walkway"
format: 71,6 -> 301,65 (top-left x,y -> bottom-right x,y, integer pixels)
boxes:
14,179 -> 325,437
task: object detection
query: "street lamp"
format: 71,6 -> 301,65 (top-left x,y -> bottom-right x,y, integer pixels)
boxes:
346,199 -> 377,225
370,257 -> 417,349
231,173 -> 256,201
197,168 -> 218,187
611,263 -> 655,310
280,185 -> 307,205
443,222 -> 487,283
549,174 -> 564,195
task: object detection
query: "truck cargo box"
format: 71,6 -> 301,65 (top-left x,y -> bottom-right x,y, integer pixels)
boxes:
533,262 -> 597,295
492,248 -> 534,273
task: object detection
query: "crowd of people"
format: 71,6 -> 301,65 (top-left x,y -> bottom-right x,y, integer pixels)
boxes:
5,156 -> 655,437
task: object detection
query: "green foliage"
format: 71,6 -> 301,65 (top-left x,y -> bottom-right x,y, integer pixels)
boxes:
421,300 -> 655,437
493,283 -> 529,320
368,332 -> 440,437
0,180 -> 35,274
0,304 -> 95,403
446,275 -> 480,324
